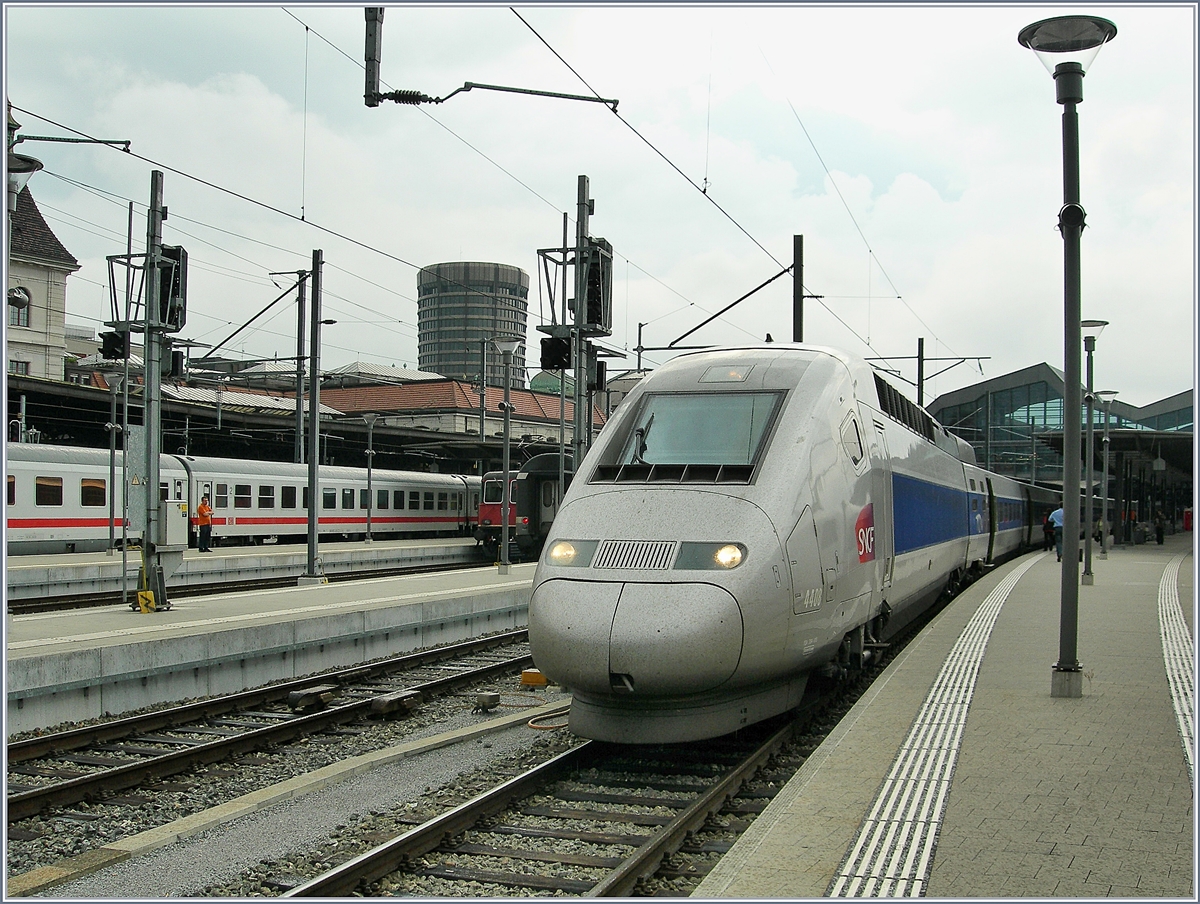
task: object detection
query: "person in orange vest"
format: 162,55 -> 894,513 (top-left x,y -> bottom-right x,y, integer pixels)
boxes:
197,494 -> 213,552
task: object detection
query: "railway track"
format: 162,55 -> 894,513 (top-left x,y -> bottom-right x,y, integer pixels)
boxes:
7,630 -> 532,822
282,714 -> 804,897
7,558 -> 487,614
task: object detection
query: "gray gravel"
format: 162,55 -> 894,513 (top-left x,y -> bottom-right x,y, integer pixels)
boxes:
36,708 -> 570,898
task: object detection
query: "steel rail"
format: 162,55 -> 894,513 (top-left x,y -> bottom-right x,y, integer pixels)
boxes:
8,629 -> 527,762
8,651 -> 531,822
283,740 -> 591,897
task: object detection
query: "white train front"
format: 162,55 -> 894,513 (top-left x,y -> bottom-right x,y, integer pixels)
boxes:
528,345 -> 1055,744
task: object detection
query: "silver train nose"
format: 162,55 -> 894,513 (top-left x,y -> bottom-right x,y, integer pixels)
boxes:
529,578 -> 743,696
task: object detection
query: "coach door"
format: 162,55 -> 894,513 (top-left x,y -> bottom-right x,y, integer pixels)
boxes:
871,423 -> 894,590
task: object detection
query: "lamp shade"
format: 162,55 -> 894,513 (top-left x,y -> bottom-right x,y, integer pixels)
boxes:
492,336 -> 521,356
1080,319 -> 1109,341
1018,16 -> 1117,74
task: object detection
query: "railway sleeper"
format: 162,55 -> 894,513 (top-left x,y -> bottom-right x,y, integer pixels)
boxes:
416,864 -> 594,894
288,685 -> 341,712
485,823 -> 653,847
444,841 -> 624,869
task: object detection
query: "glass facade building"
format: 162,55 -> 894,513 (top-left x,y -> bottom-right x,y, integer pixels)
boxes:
929,363 -> 1193,484
417,262 -> 529,390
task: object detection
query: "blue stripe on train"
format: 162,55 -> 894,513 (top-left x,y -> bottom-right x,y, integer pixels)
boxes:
892,472 -> 1028,555
892,472 -> 967,555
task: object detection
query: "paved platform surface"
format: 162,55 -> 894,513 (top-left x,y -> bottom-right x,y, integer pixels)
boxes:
696,534 -> 1194,898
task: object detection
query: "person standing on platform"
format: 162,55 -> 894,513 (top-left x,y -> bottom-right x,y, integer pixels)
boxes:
197,494 -> 213,552
1049,504 -> 1065,562
1155,511 -> 1166,545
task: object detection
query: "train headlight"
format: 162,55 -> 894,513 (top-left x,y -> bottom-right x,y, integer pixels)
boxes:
714,544 -> 744,568
546,539 -> 598,567
674,542 -> 747,570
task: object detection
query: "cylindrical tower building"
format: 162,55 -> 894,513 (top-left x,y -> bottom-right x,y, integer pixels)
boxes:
417,261 -> 528,389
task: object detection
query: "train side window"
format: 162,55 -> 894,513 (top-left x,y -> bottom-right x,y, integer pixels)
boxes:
377,489 -> 389,510
35,476 -> 63,506
840,416 -> 864,466
393,490 -> 404,509
80,478 -> 106,507
281,486 -> 297,509
234,484 -> 252,508
409,491 -> 420,511
7,475 -> 14,506
323,488 -> 336,509
302,487 -> 310,509
437,492 -> 448,510
215,483 -> 229,508
159,481 -> 169,502
424,491 -> 434,511
542,482 -> 555,507
259,486 -> 275,509
359,488 -> 369,509
451,493 -> 459,511
341,488 -> 354,509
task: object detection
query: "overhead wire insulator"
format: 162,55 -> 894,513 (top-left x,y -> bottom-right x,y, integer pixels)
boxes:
386,89 -> 433,105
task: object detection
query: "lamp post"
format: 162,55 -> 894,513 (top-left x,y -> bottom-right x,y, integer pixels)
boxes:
363,413 -> 378,543
1019,14 -> 1116,699
1080,319 -> 1107,584
492,336 -> 521,574
1096,390 -> 1118,558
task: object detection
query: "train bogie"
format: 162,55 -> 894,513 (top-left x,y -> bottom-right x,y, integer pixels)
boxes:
528,344 -> 1057,744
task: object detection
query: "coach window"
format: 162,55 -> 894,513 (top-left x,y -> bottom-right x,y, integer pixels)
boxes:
394,490 -> 405,510
36,476 -> 63,506
302,487 -> 310,509
259,485 -> 275,509
342,488 -> 354,509
80,478 -> 106,507
7,475 -> 14,506
840,415 -> 865,467
424,491 -> 434,511
377,489 -> 389,510
215,483 -> 229,508
160,481 -> 169,502
281,486 -> 297,509
323,488 -> 336,509
409,491 -> 420,511
234,484 -> 252,509
451,493 -> 460,511
359,488 -> 370,509
437,492 -> 448,511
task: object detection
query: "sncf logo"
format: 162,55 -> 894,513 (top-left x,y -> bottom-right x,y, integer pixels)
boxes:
856,503 -> 876,563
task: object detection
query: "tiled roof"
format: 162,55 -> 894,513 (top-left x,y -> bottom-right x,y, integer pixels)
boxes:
319,378 -> 606,426
10,187 -> 79,269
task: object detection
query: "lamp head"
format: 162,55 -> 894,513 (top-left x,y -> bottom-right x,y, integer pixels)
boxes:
1018,16 -> 1117,75
492,336 -> 521,356
1081,319 -> 1109,341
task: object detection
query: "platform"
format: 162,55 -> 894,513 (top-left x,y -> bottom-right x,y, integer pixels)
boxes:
696,534 -> 1194,898
6,562 -> 536,735
5,536 -> 483,601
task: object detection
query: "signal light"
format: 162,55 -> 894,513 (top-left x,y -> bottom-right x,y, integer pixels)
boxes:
540,337 -> 571,370
99,330 -> 130,360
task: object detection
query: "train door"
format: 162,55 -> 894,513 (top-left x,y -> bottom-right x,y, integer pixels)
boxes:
871,423 -> 895,591
985,477 -> 997,564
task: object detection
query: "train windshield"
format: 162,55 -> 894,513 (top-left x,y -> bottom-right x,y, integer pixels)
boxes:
611,392 -> 782,466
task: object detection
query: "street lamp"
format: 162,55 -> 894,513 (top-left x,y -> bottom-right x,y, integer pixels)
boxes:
492,336 -> 522,574
363,413 -> 378,543
1018,14 -> 1116,699
1096,390 -> 1118,559
1080,319 -> 1107,584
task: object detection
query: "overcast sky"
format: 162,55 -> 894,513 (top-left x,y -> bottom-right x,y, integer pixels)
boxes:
4,3 -> 1195,408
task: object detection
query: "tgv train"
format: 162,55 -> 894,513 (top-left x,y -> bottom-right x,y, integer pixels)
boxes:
528,344 -> 1058,743
6,443 -> 482,555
